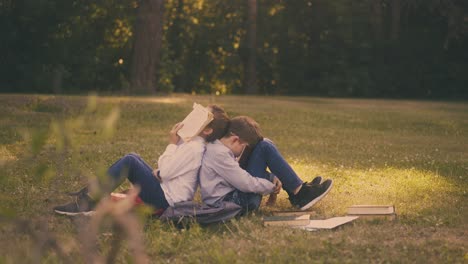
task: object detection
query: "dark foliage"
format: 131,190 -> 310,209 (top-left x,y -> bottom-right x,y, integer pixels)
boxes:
0,0 -> 467,98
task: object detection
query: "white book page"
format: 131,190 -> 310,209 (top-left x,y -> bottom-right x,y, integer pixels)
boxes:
177,103 -> 212,140
297,216 -> 359,230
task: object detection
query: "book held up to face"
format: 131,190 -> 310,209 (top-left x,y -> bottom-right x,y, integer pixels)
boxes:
177,103 -> 214,142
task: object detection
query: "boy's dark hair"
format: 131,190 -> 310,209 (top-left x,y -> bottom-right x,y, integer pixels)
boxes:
205,105 -> 230,142
224,116 -> 263,146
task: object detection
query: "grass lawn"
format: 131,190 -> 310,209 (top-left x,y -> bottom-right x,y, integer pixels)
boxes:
0,94 -> 467,263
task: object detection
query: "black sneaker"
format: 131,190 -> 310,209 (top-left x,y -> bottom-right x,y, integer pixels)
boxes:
53,187 -> 96,216
289,179 -> 333,210
66,186 -> 89,197
305,176 -> 322,186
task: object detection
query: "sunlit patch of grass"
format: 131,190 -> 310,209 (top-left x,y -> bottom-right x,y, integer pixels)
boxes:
0,145 -> 17,165
95,94 -> 189,105
283,163 -> 465,223
146,97 -> 188,104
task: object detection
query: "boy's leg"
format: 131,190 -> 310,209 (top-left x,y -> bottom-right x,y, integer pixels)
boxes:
54,153 -> 169,215
225,139 -> 325,212
223,190 -> 263,215
226,139 -> 302,211
223,139 -> 331,212
246,139 -> 303,195
107,152 -> 150,189
107,153 -> 169,210
244,139 -> 333,211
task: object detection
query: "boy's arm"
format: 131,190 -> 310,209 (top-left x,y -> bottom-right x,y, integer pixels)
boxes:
211,150 -> 275,195
157,123 -> 202,181
157,142 -> 203,181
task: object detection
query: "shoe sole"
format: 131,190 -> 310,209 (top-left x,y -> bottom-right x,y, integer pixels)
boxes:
300,179 -> 333,211
54,209 -> 95,216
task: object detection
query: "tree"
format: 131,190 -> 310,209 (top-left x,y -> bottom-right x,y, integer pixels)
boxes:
243,0 -> 257,94
370,0 -> 383,41
167,0 -> 185,92
1,0 -> 467,98
391,0 -> 401,41
130,0 -> 165,93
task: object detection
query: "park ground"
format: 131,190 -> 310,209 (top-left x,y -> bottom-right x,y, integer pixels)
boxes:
0,94 -> 467,263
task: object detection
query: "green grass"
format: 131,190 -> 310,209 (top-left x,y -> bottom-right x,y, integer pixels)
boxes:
0,94 -> 467,263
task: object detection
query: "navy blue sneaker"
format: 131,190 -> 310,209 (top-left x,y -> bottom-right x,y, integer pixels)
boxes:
289,179 -> 333,210
53,187 -> 96,216
305,176 -> 323,186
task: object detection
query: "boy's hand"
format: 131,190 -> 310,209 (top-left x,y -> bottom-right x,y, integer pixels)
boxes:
169,123 -> 184,144
266,193 -> 277,206
272,176 -> 282,194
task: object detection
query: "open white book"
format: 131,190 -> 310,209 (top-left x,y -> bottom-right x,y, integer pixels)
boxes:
296,216 -> 359,231
177,103 -> 214,141
263,214 -> 311,227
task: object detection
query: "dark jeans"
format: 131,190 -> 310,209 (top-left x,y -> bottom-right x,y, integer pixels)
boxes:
224,139 -> 303,212
107,153 -> 169,210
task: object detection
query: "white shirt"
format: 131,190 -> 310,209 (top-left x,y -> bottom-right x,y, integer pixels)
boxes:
200,140 -> 275,206
158,136 -> 205,206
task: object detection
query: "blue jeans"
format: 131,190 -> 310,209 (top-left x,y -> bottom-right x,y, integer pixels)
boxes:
107,153 -> 169,210
224,139 -> 303,212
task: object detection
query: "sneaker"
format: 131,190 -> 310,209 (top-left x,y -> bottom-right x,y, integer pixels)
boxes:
54,187 -> 96,216
289,179 -> 333,210
66,186 -> 89,197
305,176 -> 323,186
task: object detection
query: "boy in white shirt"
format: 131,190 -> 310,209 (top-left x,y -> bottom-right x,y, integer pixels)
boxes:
200,116 -> 333,213
53,105 -> 229,216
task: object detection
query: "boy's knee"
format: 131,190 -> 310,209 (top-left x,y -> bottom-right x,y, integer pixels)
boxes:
255,138 -> 276,151
123,154 -> 139,164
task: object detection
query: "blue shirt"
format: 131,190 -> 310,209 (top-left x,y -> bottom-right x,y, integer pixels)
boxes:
200,140 -> 275,205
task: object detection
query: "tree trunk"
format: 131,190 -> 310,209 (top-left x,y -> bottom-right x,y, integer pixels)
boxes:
390,0 -> 401,41
244,0 -> 257,94
370,0 -> 383,41
369,0 -> 385,96
130,0 -> 164,94
169,0 -> 185,93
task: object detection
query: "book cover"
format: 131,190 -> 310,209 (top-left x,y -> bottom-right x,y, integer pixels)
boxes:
177,103 -> 214,141
263,214 -> 310,227
351,214 -> 397,221
270,211 -> 316,217
347,205 -> 395,215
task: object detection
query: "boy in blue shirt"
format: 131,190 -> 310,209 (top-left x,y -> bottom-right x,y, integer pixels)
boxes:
200,116 -> 332,212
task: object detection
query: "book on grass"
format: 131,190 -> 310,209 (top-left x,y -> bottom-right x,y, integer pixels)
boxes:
271,210 -> 316,217
347,205 -> 396,220
263,214 -> 310,227
297,216 -> 359,231
347,205 -> 395,215
177,103 -> 214,141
